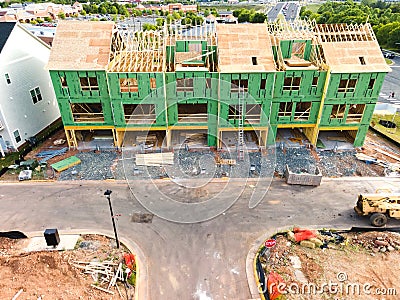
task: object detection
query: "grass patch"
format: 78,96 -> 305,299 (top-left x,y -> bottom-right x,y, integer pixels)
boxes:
0,119 -> 62,169
385,58 -> 393,64
370,114 -> 400,144
0,152 -> 20,168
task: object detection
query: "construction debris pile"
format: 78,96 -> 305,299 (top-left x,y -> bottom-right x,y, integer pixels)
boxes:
259,229 -> 400,300
351,231 -> 400,253
0,234 -> 134,299
72,252 -> 136,298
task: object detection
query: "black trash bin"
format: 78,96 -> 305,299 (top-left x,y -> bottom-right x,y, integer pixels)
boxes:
44,228 -> 60,247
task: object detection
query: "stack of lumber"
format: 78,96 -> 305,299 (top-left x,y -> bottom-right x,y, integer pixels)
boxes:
135,152 -> 174,166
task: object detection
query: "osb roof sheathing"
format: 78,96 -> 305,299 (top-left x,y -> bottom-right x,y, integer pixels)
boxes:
47,21 -> 114,70
321,41 -> 391,73
216,24 -> 275,73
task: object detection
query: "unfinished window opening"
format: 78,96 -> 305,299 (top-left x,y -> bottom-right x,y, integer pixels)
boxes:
150,78 -> 157,89
60,76 -> 68,88
338,79 -> 357,93
283,77 -> 301,91
252,57 -> 258,65
359,57 -> 366,65
312,76 -> 318,87
260,79 -> 266,90
120,78 -> 138,93
30,87 -> 42,104
5,73 -> 11,84
188,43 -> 202,52
346,104 -> 365,123
80,76 -> 98,91
294,102 -> 312,121
71,103 -> 104,123
368,79 -> 375,89
330,104 -> 346,119
245,104 -> 261,124
278,102 -> 293,117
291,42 -> 306,59
13,129 -> 21,143
231,79 -> 248,92
124,104 -> 156,124
228,105 -> 240,120
176,78 -> 194,92
177,103 -> 208,123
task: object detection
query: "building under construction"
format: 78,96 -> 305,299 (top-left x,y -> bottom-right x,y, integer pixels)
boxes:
47,20 -> 391,150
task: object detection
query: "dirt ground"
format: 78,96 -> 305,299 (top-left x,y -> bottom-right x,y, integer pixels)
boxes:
261,230 -> 400,300
0,234 -> 135,300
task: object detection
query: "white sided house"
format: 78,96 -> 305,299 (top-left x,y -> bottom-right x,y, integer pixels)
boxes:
0,22 -> 60,154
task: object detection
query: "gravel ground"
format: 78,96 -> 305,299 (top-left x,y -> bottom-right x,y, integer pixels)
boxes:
316,149 -> 381,177
56,146 -> 389,181
58,151 -> 118,181
274,146 -> 316,176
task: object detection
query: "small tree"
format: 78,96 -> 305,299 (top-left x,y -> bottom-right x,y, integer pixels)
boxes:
156,17 -> 165,27
57,12 -> 66,20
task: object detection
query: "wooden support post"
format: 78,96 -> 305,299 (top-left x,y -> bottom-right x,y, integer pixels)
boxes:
166,129 -> 171,149
259,129 -> 268,147
116,130 -> 124,148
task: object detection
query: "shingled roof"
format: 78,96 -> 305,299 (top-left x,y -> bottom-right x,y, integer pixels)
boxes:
0,22 -> 16,54
47,20 -> 114,70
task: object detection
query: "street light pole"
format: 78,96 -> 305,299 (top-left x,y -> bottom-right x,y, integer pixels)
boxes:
104,189 -> 120,248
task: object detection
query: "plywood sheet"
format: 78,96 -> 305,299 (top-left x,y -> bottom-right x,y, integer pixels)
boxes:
47,20 -> 114,70
321,41 -> 391,73
216,24 -> 276,73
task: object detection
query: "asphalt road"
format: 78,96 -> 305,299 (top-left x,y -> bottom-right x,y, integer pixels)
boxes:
379,54 -> 400,106
1,178 -> 400,299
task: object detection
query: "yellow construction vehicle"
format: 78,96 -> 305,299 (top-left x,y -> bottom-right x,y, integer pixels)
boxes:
354,192 -> 400,227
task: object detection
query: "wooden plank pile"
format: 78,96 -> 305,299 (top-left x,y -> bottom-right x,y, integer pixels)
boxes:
135,152 -> 174,166
72,260 -> 125,297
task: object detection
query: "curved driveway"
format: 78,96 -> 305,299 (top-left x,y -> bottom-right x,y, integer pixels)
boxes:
1,177 -> 399,299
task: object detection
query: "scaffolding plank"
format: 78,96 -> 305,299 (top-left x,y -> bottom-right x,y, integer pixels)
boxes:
51,156 -> 81,172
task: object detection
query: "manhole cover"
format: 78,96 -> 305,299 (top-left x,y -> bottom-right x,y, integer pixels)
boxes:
131,213 -> 154,223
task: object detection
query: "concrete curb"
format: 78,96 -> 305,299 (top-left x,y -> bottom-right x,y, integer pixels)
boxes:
1,176 -> 399,185
245,225 -> 351,299
25,229 -> 148,300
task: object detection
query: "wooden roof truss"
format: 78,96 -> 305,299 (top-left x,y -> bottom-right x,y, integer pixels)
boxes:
108,28 -> 166,73
166,22 -> 217,72
315,23 -> 376,43
267,19 -> 328,71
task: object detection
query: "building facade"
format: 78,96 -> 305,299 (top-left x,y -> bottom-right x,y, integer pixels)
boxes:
47,20 -> 390,150
0,22 -> 60,154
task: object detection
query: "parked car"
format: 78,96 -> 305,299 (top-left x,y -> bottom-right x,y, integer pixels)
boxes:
384,52 -> 395,59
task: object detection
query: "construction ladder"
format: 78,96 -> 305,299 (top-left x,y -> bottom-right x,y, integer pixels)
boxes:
237,82 -> 245,161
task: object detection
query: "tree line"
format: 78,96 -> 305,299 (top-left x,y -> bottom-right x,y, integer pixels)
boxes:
300,0 -> 400,50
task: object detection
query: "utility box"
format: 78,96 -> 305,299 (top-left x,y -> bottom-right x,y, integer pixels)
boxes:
44,228 -> 60,247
